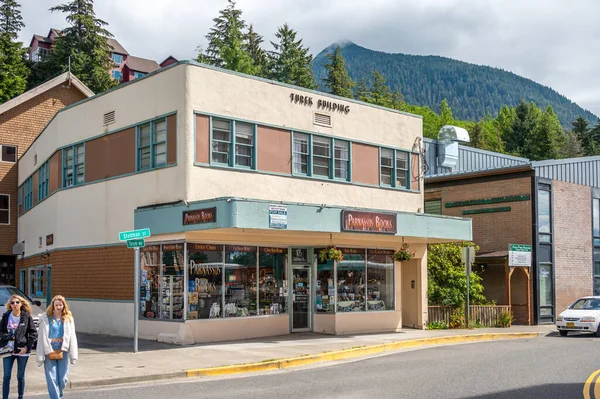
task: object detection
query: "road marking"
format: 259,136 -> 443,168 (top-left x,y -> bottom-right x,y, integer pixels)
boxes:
583,369 -> 600,399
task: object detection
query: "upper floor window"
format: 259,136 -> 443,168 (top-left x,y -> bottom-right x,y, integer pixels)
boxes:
380,148 -> 410,189
137,118 -> 167,171
30,47 -> 51,62
1,145 -> 16,162
23,177 -> 33,211
210,118 -> 255,169
0,194 -> 8,224
133,71 -> 145,79
292,133 -> 350,181
112,53 -> 124,65
112,70 -> 123,81
38,161 -> 49,201
63,144 -> 85,187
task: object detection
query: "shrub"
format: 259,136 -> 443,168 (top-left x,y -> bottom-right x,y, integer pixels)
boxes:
427,321 -> 448,330
496,311 -> 514,328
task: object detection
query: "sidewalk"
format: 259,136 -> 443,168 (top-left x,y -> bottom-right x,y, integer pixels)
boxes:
20,324 -> 556,394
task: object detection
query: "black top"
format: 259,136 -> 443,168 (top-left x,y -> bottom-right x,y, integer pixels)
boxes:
0,311 -> 37,353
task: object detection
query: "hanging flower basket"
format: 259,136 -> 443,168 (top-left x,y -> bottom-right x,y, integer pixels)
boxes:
319,246 -> 344,262
393,242 -> 415,262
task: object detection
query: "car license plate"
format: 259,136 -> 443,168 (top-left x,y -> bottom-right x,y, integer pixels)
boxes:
566,322 -> 575,328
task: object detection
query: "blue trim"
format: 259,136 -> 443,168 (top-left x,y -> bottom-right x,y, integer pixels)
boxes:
18,164 -> 178,217
193,114 -> 197,164
37,161 -> 49,201
209,116 -> 257,170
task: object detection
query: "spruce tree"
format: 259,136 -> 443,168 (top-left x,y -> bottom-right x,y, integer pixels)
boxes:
0,0 -> 29,103
40,0 -> 116,93
506,100 -> 537,156
269,23 -> 315,89
198,0 -> 256,75
438,99 -> 454,130
571,115 -> 595,156
323,47 -> 354,99
244,24 -> 268,77
524,105 -> 562,160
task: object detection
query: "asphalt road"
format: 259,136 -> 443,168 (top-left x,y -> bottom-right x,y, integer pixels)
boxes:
29,333 -> 600,399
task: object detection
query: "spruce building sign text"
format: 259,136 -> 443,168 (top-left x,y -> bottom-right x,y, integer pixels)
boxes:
289,92 -> 350,114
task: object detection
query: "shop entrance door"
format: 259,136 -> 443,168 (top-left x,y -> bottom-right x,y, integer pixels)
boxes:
292,267 -> 311,331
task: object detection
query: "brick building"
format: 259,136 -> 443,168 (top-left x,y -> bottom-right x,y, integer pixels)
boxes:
0,72 -> 93,289
424,138 -> 600,325
14,61 -> 471,343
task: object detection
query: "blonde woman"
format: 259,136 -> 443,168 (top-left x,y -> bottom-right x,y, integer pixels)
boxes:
36,295 -> 78,399
0,295 -> 37,399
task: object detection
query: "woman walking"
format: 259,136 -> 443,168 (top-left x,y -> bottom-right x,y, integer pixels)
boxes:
0,294 -> 38,399
36,295 -> 78,399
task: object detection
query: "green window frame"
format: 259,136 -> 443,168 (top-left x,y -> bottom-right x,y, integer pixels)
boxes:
38,161 -> 49,201
379,147 -> 410,189
210,117 -> 256,169
63,143 -> 85,187
291,132 -> 351,182
18,185 -> 22,206
137,117 -> 168,171
23,177 -> 33,211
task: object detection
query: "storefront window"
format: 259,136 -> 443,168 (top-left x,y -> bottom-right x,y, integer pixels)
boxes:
224,246 -> 257,317
188,244 -> 223,319
336,248 -> 365,312
160,244 -> 184,320
315,249 -> 334,313
367,249 -> 395,311
538,189 -> 551,234
258,248 -> 288,315
140,245 -> 161,319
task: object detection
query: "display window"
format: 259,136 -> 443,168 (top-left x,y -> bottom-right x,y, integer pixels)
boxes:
187,244 -> 223,319
258,247 -> 288,315
140,245 -> 161,320
336,248 -> 366,312
314,249 -> 335,313
367,249 -> 395,311
224,245 -> 258,317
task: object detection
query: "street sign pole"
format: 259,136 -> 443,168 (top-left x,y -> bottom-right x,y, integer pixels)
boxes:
134,246 -> 140,353
466,254 -> 471,329
462,246 -> 474,329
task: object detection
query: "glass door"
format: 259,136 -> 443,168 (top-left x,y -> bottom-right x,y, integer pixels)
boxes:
292,267 -> 311,331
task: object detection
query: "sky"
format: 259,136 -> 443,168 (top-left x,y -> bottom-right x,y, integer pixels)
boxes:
17,0 -> 600,117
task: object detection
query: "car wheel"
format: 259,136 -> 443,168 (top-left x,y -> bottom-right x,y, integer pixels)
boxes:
559,330 -> 568,337
595,327 -> 600,337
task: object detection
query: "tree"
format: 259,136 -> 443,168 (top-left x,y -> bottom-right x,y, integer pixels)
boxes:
244,24 -> 268,77
427,242 -> 487,308
524,105 -> 562,160
437,99 -> 454,132
198,0 -> 257,75
469,122 -> 486,150
40,0 -> 116,93
560,131 -> 582,159
571,115 -> 600,156
0,0 -> 29,103
506,100 -> 538,156
269,23 -> 315,89
323,47 -> 354,98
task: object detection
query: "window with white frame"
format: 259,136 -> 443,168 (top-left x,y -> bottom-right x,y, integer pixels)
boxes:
137,118 -> 168,171
111,70 -> 123,81
292,133 -> 309,174
63,144 -> 85,187
334,140 -> 349,180
380,148 -> 410,189
1,145 -> 16,162
210,118 -> 255,168
111,53 -> 124,65
0,195 -> 8,224
312,136 -> 331,177
38,161 -> 49,201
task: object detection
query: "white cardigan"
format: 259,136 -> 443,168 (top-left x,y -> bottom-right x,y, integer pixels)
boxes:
36,313 -> 78,364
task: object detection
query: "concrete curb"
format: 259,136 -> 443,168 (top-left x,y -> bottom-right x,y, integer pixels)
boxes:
186,332 -> 539,377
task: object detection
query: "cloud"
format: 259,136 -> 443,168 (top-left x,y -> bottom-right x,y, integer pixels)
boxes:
16,0 -> 600,116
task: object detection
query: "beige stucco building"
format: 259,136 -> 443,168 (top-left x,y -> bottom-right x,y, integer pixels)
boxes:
16,62 -> 471,344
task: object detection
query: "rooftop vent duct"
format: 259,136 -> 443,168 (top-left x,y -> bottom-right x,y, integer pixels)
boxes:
437,125 -> 470,169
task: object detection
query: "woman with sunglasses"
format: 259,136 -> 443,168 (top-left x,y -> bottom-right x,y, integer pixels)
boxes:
36,295 -> 78,399
0,295 -> 38,399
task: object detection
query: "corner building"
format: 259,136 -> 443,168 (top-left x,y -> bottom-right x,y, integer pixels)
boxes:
16,62 -> 471,344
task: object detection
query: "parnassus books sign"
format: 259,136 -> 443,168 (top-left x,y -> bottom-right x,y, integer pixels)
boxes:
341,210 -> 397,234
183,207 -> 217,225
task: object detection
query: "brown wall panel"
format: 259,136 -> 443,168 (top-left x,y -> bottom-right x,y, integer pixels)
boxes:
85,136 -> 108,182
106,128 -> 136,178
411,153 -> 420,191
167,114 -> 177,165
257,126 -> 291,174
49,151 -> 61,193
195,115 -> 209,164
351,143 -> 379,185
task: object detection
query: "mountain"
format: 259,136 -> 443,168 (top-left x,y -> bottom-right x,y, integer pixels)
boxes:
312,42 -> 598,127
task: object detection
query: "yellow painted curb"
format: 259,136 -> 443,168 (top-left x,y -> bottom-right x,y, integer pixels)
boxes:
186,332 -> 539,377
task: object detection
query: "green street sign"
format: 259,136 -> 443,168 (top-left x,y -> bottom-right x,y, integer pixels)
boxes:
508,244 -> 531,252
119,228 -> 151,242
126,239 -> 145,249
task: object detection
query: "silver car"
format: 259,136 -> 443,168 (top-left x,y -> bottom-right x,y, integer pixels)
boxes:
0,285 -> 45,328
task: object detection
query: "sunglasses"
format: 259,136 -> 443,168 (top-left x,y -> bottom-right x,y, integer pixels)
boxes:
10,301 -> 20,305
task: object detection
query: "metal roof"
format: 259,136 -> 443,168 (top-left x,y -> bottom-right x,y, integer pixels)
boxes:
533,156 -> 600,188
